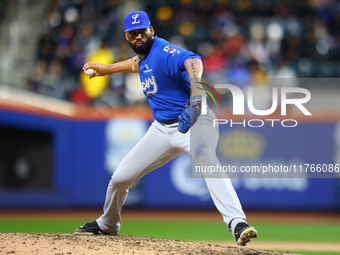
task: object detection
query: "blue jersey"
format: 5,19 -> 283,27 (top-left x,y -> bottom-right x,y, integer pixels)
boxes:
138,36 -> 201,122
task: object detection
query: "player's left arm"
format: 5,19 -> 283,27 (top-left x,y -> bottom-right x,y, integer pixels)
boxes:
184,58 -> 204,97
178,58 -> 205,133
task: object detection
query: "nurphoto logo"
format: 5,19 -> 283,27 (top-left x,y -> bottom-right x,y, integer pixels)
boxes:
198,83 -> 312,128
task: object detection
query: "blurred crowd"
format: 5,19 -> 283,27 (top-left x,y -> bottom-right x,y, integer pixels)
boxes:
26,0 -> 340,106
0,0 -> 4,21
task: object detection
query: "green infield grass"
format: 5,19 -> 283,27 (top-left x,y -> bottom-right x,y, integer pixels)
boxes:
0,220 -> 339,242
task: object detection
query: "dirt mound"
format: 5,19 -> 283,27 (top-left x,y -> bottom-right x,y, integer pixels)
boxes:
0,233 -> 297,255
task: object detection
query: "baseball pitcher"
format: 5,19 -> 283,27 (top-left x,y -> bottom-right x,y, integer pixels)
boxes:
75,11 -> 257,246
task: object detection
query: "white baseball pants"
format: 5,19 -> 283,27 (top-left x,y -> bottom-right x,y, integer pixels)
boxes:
97,109 -> 246,236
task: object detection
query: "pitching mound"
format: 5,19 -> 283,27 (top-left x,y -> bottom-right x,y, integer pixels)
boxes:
0,233 -> 297,255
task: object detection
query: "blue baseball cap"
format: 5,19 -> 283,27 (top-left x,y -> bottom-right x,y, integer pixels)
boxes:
124,11 -> 151,32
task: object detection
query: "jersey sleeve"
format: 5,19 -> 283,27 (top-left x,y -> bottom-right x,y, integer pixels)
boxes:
160,44 -> 202,76
178,50 -> 202,71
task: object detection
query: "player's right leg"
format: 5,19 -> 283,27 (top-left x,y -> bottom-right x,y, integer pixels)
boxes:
75,121 -> 183,235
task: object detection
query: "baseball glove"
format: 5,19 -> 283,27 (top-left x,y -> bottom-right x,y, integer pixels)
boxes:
178,95 -> 202,133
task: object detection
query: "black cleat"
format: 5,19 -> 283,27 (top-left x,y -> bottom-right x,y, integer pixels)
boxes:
75,221 -> 107,235
234,222 -> 257,246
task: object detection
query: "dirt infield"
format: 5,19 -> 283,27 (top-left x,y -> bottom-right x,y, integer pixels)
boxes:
0,233 -> 295,255
1,209 -> 339,254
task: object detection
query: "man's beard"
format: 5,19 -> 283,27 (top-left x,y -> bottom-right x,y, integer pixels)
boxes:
129,36 -> 154,55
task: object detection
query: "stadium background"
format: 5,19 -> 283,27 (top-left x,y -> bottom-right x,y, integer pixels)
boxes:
0,0 -> 339,254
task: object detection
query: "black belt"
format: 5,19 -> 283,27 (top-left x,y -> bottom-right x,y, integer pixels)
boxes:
161,117 -> 179,125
